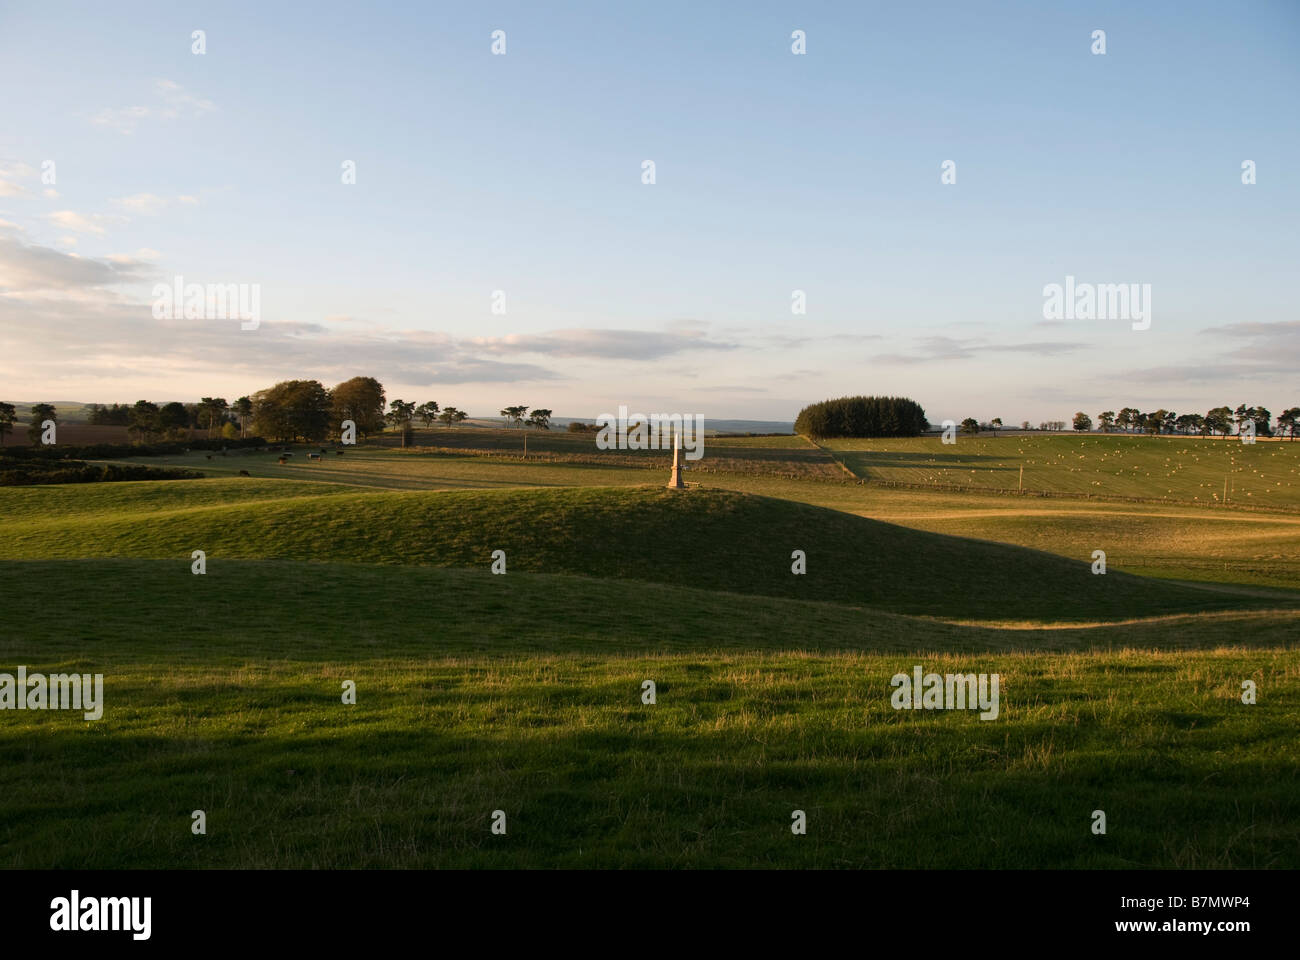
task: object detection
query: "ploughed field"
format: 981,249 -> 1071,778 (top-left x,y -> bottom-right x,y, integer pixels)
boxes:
1,433 -> 1296,867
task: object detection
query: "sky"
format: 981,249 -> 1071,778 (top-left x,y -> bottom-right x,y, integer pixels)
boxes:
0,0 -> 1297,425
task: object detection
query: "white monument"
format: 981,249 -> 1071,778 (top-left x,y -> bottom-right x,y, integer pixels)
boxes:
666,426 -> 686,489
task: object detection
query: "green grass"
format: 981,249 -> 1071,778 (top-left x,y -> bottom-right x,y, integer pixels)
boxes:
3,481 -> 1291,621
825,434 -> 1300,509
3,433 -> 1299,869
1,560 -> 1296,869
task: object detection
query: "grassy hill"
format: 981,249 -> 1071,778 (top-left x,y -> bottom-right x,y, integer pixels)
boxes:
1,480 -> 1291,622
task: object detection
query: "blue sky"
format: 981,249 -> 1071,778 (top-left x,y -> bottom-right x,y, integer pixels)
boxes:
1,0 -> 1296,424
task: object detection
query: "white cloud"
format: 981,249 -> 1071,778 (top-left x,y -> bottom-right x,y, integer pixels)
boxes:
109,193 -> 201,214
90,80 -> 216,134
466,328 -> 737,360
47,210 -> 124,235
110,193 -> 169,214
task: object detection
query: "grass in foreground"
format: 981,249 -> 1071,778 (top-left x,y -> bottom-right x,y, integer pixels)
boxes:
1,560 -> 1296,869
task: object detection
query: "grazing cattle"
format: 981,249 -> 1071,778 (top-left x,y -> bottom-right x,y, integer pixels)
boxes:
308,453 -> 321,462
277,457 -> 287,465
336,450 -> 344,455
239,469 -> 251,476
205,455 -> 213,460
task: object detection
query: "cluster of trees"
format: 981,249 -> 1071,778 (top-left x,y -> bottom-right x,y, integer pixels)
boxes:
381,398 -> 469,446
959,417 -> 1047,435
249,378 -> 473,443
87,398 -> 252,439
7,381 -> 568,448
795,396 -> 928,439
499,406 -> 553,429
1076,405 -> 1299,438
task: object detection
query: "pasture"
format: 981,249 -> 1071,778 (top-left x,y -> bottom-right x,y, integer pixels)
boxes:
0,431 -> 1297,868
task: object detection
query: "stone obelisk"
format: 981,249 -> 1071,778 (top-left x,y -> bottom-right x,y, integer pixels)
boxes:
666,426 -> 686,489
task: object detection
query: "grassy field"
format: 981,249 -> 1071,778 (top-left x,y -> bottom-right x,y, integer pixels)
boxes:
824,434 -> 1300,509
1,431 -> 1297,868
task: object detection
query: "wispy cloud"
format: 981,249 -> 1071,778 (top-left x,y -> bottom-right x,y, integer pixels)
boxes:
91,79 -> 216,133
876,336 -> 1086,364
46,210 -> 125,235
110,193 -> 199,215
466,328 -> 737,360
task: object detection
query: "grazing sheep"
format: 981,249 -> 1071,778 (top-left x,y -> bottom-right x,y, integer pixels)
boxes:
239,469 -> 251,476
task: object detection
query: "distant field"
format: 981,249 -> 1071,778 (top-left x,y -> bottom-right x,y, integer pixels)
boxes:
2,422 -> 129,446
372,427 -> 840,480
824,434 -> 1300,510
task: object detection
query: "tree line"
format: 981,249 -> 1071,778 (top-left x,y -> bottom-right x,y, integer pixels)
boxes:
1072,405 -> 1299,438
1,379 -> 559,446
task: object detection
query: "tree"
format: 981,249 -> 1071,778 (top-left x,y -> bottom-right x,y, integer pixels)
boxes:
234,396 -> 253,437
0,402 -> 15,446
1277,407 -> 1300,441
795,396 -> 928,439
89,403 -> 130,425
1251,406 -> 1272,437
127,400 -> 159,443
158,401 -> 190,436
500,405 -> 528,428
1233,404 -> 1250,436
27,402 -> 57,445
453,408 -> 468,424
990,417 -> 1002,436
416,401 -> 440,429
331,377 -> 386,440
959,417 -> 979,435
1142,410 -> 1167,435
1020,420 -> 1030,431
526,408 -> 552,430
252,380 -> 332,442
1098,411 -> 1116,432
1206,406 -> 1233,437
386,399 -> 417,447
1073,412 -> 1092,432
439,406 -> 467,427
1117,407 -> 1140,433
198,397 -> 229,438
